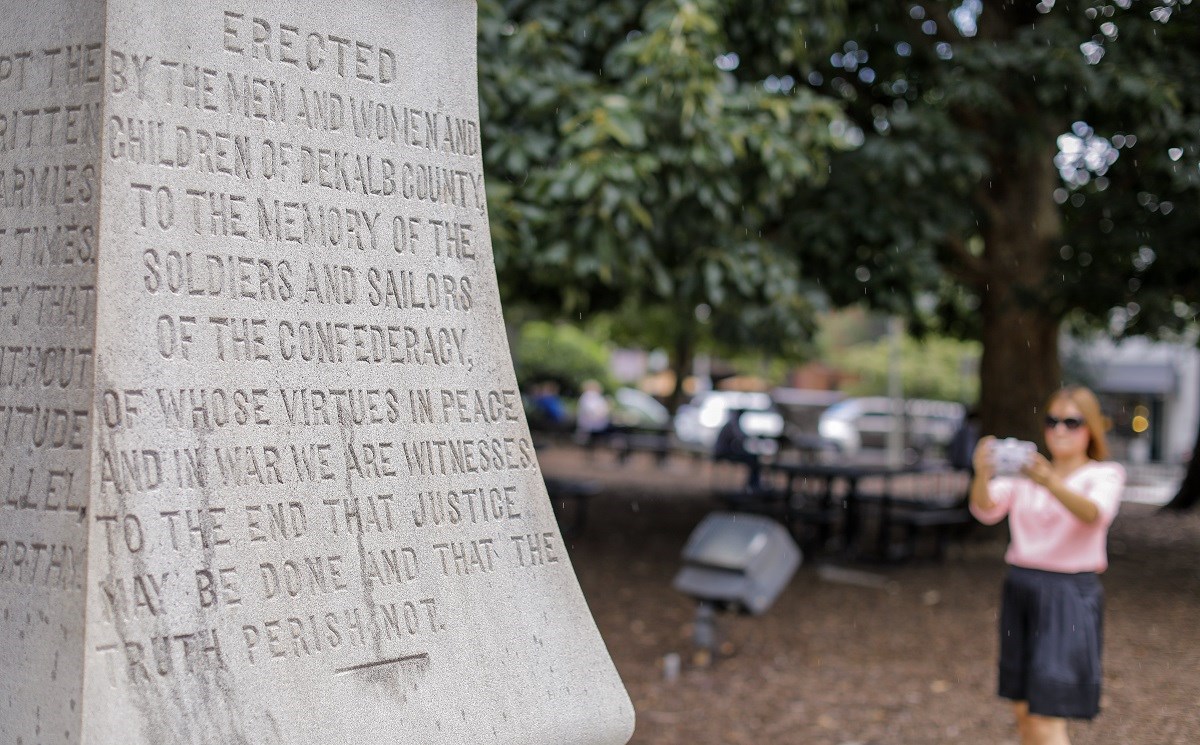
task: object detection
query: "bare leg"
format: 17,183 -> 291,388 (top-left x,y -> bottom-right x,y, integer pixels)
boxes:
1013,702 -> 1032,744
1025,714 -> 1069,745
1013,703 -> 1070,745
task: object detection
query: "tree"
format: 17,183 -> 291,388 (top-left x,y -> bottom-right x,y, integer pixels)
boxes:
477,0 -> 845,408
511,320 -> 613,392
786,1 -> 1200,449
831,334 -> 981,403
477,2 -> 1200,504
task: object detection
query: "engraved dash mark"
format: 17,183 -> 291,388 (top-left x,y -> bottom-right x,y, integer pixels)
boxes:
334,653 -> 430,675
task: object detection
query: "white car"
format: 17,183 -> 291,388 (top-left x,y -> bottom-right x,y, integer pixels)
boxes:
817,397 -> 964,456
611,387 -> 671,429
673,391 -> 785,451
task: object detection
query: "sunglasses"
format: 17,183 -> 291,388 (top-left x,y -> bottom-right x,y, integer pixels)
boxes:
1044,415 -> 1085,431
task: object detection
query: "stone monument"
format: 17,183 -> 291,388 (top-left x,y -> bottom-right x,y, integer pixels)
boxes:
0,1 -> 635,742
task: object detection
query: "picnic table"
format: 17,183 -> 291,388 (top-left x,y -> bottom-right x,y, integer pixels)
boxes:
583,424 -> 678,465
753,459 -> 971,560
545,476 -> 601,539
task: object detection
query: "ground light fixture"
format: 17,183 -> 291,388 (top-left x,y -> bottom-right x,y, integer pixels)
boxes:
673,512 -> 801,663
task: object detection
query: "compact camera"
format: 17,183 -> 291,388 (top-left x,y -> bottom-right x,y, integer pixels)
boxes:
990,437 -> 1036,476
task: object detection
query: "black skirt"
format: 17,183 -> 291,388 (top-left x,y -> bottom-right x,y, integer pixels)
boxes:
998,566 -> 1105,719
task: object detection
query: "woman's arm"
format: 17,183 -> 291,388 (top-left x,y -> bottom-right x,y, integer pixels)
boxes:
1022,454 -> 1100,523
969,437 -> 1019,525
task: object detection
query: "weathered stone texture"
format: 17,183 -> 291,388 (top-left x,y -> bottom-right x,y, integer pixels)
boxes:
0,2 -> 633,743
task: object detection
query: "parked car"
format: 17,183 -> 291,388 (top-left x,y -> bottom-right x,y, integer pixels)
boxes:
673,391 -> 785,451
611,387 -> 672,430
817,397 -> 965,456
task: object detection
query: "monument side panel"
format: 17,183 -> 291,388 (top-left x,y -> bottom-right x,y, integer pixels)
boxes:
80,1 -> 633,743
0,1 -> 104,743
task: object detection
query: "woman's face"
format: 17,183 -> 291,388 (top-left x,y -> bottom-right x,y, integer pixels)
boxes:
1044,397 -> 1091,461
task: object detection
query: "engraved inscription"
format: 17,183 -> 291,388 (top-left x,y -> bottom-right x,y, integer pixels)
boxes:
0,10 -> 106,744
80,7 -> 564,704
8,5 -> 633,743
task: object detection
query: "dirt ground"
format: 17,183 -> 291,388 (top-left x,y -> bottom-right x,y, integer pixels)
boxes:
538,445 -> 1200,745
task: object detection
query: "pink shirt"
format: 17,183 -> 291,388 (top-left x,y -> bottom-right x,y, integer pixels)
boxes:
970,461 -> 1125,574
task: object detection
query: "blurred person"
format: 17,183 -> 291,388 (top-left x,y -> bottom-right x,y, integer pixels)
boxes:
969,387 -> 1125,745
948,407 -> 981,471
530,382 -> 568,431
714,409 -> 762,490
576,380 -> 611,443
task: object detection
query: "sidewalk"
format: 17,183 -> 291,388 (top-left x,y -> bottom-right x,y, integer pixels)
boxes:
1121,461 -> 1185,506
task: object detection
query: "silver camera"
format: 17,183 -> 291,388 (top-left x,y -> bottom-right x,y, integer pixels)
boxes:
990,437 -> 1036,476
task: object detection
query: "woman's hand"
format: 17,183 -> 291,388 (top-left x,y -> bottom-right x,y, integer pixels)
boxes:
1022,453 -> 1100,523
1020,452 -> 1061,490
972,435 -> 995,479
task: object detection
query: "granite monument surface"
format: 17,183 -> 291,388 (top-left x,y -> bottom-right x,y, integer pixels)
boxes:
0,1 -> 634,742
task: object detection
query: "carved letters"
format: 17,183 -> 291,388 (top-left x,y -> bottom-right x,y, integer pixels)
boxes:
1,3 -> 632,743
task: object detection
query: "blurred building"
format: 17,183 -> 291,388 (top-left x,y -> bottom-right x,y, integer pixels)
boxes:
786,360 -> 858,391
1065,336 -> 1200,464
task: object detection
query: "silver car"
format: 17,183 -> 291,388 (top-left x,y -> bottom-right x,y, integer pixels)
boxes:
817,397 -> 965,456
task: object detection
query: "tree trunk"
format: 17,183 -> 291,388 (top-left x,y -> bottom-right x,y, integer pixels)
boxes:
1163,422 -> 1200,510
975,137 -> 1065,444
667,328 -> 695,414
977,295 -> 1061,444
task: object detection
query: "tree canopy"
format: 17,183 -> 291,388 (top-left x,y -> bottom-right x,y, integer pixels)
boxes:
477,1 -> 1200,456
478,0 -> 848,403
789,0 -> 1200,441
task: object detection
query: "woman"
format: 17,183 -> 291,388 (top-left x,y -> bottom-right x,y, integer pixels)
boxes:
970,387 -> 1125,745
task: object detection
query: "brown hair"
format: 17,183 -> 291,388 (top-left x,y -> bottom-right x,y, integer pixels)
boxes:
1046,386 -> 1110,461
